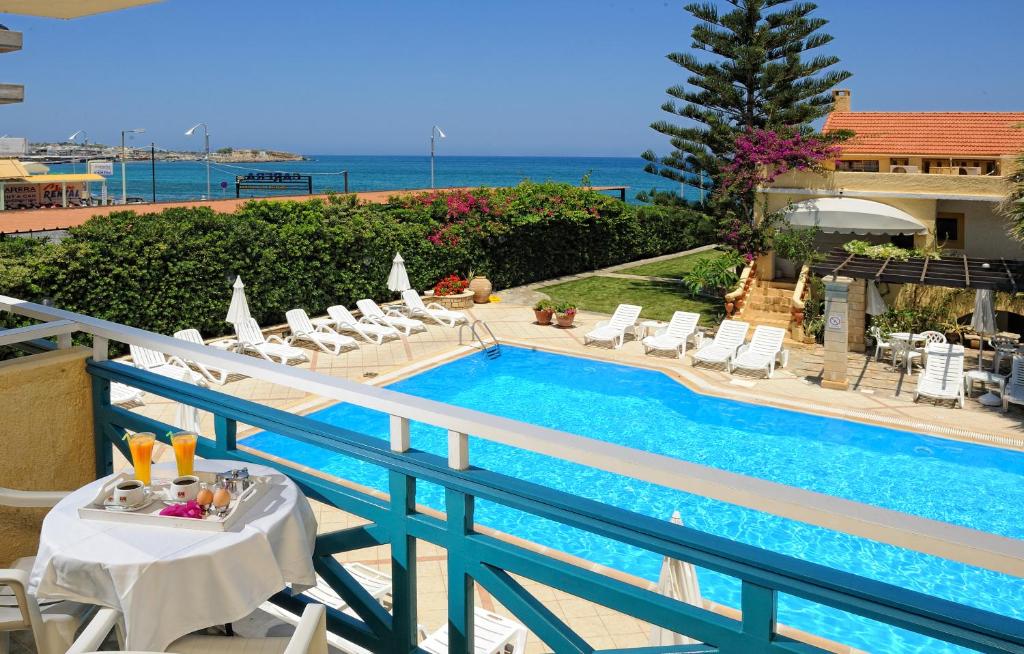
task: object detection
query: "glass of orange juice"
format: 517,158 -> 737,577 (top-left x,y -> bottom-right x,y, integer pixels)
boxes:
126,432 -> 156,486
170,432 -> 198,477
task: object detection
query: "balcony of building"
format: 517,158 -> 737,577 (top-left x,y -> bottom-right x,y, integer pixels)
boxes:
768,167 -> 1011,202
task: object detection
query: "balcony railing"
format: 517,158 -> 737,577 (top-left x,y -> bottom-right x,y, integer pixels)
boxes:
3,294 -> 1024,653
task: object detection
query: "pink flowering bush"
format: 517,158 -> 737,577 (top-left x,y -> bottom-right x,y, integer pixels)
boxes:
722,128 -> 840,193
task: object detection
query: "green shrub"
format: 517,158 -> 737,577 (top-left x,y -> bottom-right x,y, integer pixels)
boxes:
0,182 -> 712,340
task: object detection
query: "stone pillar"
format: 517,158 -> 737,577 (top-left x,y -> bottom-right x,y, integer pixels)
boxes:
847,279 -> 866,353
822,276 -> 851,391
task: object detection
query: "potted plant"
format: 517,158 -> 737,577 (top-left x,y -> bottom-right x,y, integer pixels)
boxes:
432,274 -> 474,309
533,299 -> 555,325
555,301 -> 577,328
467,269 -> 493,304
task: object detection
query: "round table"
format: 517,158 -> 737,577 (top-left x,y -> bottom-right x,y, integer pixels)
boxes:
637,320 -> 664,340
29,460 -> 317,652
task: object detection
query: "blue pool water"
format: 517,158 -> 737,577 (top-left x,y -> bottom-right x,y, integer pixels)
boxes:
245,347 -> 1024,653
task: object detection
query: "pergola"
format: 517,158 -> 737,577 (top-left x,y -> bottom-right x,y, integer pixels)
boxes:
812,248 -> 1024,292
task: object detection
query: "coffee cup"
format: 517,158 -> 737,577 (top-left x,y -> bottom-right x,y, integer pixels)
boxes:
170,475 -> 201,502
111,480 -> 145,506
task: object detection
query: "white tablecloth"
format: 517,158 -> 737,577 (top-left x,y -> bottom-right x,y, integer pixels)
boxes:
29,460 -> 317,652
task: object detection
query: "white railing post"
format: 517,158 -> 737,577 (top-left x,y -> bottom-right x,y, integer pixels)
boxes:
92,336 -> 108,362
57,333 -> 72,349
448,430 -> 469,470
390,415 -> 410,452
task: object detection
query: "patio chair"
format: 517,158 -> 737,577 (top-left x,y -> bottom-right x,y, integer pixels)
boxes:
68,603 -> 327,654
234,318 -> 309,365
583,304 -> 642,349
286,309 -> 358,355
691,320 -> 750,370
316,305 -> 400,345
356,299 -> 426,336
1,487 -> 93,654
913,343 -> 965,408
729,325 -> 788,378
129,344 -> 208,387
868,326 -> 892,361
642,311 -> 702,359
173,329 -> 230,385
991,334 -> 1018,373
1002,356 -> 1024,413
401,290 -> 468,328
110,382 -> 144,406
418,608 -> 528,654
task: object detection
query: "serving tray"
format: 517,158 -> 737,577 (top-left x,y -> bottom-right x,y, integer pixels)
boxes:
77,469 -> 270,532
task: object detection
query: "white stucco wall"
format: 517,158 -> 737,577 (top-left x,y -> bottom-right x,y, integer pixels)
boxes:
941,200 -> 1024,259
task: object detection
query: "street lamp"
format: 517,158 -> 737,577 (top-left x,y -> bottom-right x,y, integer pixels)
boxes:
430,125 -> 446,189
185,122 -> 210,200
120,128 -> 145,204
67,130 -> 87,173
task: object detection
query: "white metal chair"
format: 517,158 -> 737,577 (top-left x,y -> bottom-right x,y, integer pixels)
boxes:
286,309 -> 358,355
401,290 -> 468,328
642,311 -> 702,359
1003,356 -> 1024,413
583,304 -> 642,349
869,326 -> 892,361
691,320 -> 750,370
356,299 -> 426,336
990,334 -> 1018,374
315,305 -> 400,345
913,343 -> 965,408
172,329 -> 230,385
729,325 -> 788,378
129,344 -> 208,387
417,608 -> 528,654
234,318 -> 309,365
68,603 -> 328,654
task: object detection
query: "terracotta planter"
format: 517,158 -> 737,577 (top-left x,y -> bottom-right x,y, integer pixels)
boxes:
534,309 -> 554,325
725,301 -> 734,317
432,290 -> 474,310
792,310 -> 804,326
556,314 -> 576,328
468,276 -> 492,303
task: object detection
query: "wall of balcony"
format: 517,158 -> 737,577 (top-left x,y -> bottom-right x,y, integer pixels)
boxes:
770,169 -> 1010,201
0,347 -> 95,565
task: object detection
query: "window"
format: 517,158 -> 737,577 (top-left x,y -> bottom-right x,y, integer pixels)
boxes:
835,159 -> 880,172
935,212 -> 964,249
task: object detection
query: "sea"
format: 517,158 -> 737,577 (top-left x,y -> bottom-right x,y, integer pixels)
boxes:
45,155 -> 704,205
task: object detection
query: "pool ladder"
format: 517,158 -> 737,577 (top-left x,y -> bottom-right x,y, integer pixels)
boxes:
459,320 -> 501,359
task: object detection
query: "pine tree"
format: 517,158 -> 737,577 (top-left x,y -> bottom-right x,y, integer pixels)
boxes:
642,0 -> 850,203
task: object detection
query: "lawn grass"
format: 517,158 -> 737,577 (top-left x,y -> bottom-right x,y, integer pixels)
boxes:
619,248 -> 725,279
538,276 -> 721,324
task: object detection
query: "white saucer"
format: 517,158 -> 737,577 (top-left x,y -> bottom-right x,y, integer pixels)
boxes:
103,488 -> 155,512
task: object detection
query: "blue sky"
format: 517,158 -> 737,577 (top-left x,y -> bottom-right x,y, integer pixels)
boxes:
2,0 -> 1023,156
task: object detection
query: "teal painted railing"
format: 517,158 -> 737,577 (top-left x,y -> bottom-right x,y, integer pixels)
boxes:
87,359 -> 1024,654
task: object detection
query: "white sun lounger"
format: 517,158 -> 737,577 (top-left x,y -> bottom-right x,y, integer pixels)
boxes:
173,328 -> 230,385
128,344 -> 207,387
286,309 -> 358,355
642,311 -> 702,358
418,608 -> 528,654
730,325 -> 788,378
357,299 -> 426,336
584,303 -> 642,349
914,343 -> 965,408
109,382 -> 144,406
691,320 -> 749,370
234,318 -> 309,365
401,289 -> 468,327
314,305 -> 400,345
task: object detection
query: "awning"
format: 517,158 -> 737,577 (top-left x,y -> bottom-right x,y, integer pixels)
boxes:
15,174 -> 106,184
784,197 -> 928,235
0,1 -> 161,18
0,159 -> 30,180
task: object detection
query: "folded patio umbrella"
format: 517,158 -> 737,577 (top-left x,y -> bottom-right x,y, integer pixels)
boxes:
387,253 -> 411,293
866,280 -> 887,316
225,275 -> 251,325
970,288 -> 997,372
649,511 -> 704,646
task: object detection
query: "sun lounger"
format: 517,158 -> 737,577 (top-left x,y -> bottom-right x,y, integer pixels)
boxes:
401,289 -> 468,327
356,299 -> 426,336
691,320 -> 749,370
314,305 -> 400,345
234,318 -> 309,365
642,311 -> 702,358
914,343 -> 965,408
418,608 -> 528,654
109,382 -> 144,406
128,344 -> 207,387
173,328 -> 229,385
584,304 -> 642,349
730,325 -> 788,378
286,309 -> 358,355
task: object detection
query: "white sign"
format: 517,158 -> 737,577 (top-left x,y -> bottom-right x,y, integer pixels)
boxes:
826,314 -> 843,330
88,160 -> 114,177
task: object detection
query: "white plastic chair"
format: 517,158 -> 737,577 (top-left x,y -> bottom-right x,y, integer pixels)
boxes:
418,608 -> 528,654
68,603 -> 328,654
642,311 -> 702,358
1003,356 -> 1024,413
234,318 -> 309,365
110,382 -> 144,406
356,299 -> 426,336
401,290 -> 468,328
991,334 -> 1018,374
128,344 -> 207,387
583,304 -> 642,349
730,325 -> 788,378
172,329 -> 230,385
691,320 -> 750,370
869,326 -> 892,361
286,309 -> 358,355
316,305 -> 399,345
913,343 -> 965,408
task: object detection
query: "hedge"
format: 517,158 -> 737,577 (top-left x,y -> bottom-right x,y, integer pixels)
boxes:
0,182 -> 714,340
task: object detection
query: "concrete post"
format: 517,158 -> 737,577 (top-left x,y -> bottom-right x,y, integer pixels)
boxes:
822,276 -> 852,391
848,279 -> 866,353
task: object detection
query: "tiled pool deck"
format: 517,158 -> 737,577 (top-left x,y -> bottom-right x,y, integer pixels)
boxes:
122,301 -> 1022,653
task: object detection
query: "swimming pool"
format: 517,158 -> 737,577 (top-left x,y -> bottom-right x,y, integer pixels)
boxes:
245,346 -> 1024,653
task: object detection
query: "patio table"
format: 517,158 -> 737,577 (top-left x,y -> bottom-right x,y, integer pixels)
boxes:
888,333 -> 925,372
29,459 -> 317,652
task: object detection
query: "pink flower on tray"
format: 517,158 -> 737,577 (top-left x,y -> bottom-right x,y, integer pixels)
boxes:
159,500 -> 204,519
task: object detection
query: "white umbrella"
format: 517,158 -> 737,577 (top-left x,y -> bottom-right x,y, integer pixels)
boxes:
649,511 -> 704,646
225,276 -> 251,325
971,288 -> 1001,406
866,280 -> 887,316
387,253 -> 411,293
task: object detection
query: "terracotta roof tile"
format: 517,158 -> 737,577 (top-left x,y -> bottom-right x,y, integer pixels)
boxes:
823,112 -> 1024,156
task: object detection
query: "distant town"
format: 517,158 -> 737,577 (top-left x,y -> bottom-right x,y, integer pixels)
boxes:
0,137 -> 304,164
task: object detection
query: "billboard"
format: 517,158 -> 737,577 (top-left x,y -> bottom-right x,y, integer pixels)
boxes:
88,160 -> 114,177
0,137 -> 28,156
3,182 -> 86,209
